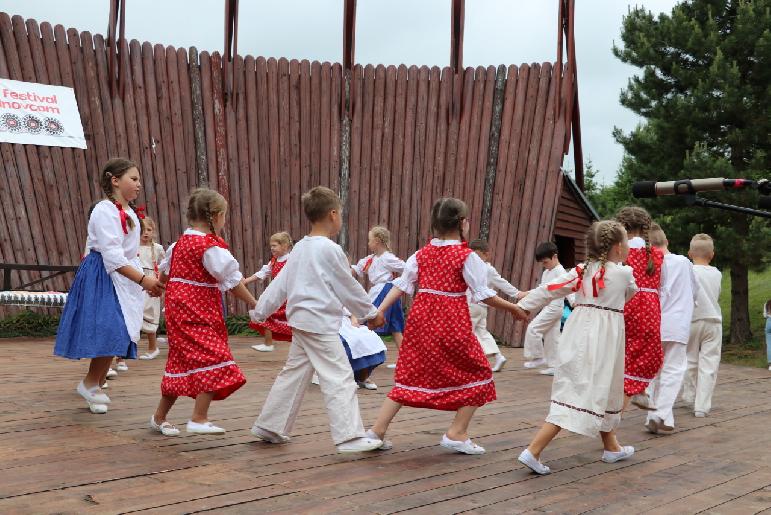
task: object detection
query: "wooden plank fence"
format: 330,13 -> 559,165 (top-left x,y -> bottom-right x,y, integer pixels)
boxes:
0,13 -> 574,345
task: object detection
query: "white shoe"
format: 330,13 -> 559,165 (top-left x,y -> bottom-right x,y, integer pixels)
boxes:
150,416 -> 180,436
251,425 -> 291,443
602,446 -> 635,463
186,421 -> 225,434
492,354 -> 507,372
524,358 -> 546,369
644,418 -> 660,434
768,364 -> 771,371
139,349 -> 160,360
311,373 -> 319,385
251,344 -> 275,352
518,449 -> 551,475
106,368 -> 118,379
357,380 -> 378,390
386,363 -> 397,369
694,411 -> 707,418
336,437 -> 384,453
156,336 -> 168,346
77,381 -> 111,404
101,381 -> 109,389
539,367 -> 555,376
116,362 -> 128,372
365,429 -> 393,450
88,402 -> 108,414
440,434 -> 485,455
631,394 -> 655,411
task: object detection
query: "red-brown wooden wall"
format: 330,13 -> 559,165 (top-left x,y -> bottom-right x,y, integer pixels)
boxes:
0,13 -> 577,345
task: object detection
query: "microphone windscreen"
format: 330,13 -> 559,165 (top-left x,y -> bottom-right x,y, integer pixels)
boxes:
759,196 -> 771,210
632,181 -> 657,198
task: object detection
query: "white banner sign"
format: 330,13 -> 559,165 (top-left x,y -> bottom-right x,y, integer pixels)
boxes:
0,78 -> 87,149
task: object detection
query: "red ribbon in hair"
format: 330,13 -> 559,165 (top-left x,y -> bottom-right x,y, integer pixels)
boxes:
591,266 -> 606,298
113,201 -> 129,235
548,264 -> 585,293
362,255 -> 374,273
135,204 -> 147,220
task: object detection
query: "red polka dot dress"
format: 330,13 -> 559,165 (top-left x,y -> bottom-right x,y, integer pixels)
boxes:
623,242 -> 664,396
388,242 -> 496,411
162,234 -> 246,400
250,258 -> 293,342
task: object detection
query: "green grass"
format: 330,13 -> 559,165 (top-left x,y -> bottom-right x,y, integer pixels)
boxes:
719,267 -> 771,368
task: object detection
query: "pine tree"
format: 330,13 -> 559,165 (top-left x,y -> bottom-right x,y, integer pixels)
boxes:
613,0 -> 771,344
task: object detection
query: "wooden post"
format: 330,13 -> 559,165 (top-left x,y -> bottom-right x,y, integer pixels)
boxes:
189,47 -> 208,187
339,0 -> 356,251
223,0 -> 239,103
449,0 -> 465,120
479,64 -> 506,240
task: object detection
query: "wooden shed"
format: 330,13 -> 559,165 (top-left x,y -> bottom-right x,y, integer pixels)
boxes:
553,171 -> 600,268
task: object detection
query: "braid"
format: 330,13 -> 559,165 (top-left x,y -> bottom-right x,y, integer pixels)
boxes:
206,209 -> 217,237
643,223 -> 654,275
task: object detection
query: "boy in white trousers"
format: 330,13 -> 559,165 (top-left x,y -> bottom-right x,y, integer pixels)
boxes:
682,234 -> 723,418
467,239 -> 526,372
249,187 -> 386,453
645,224 -> 698,434
522,242 -> 567,375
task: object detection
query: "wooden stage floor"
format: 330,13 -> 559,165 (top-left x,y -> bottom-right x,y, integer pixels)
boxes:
1,336 -> 770,514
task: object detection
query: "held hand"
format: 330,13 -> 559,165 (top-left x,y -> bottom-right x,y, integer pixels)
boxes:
143,276 -> 165,297
350,315 -> 360,327
248,307 -> 263,324
367,311 -> 386,330
510,305 -> 530,321
516,291 -> 529,300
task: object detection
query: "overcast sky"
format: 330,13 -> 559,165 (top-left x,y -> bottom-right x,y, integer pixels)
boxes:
3,0 -> 679,183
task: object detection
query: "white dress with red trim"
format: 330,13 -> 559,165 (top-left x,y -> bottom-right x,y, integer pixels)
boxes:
518,261 -> 638,437
161,232 -> 246,400
388,240 -> 497,411
249,256 -> 293,342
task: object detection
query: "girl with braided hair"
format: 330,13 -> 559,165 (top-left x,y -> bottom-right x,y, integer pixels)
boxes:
55,158 -> 164,414
516,220 -> 638,475
615,206 -> 665,410
368,197 -> 525,455
150,188 -> 257,435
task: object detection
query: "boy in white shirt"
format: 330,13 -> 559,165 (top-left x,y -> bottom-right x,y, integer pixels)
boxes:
681,234 -> 723,418
467,239 -> 525,372
522,242 -> 567,375
249,186 -> 386,453
645,224 -> 698,434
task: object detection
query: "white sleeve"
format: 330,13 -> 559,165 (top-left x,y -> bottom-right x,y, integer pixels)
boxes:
689,262 -> 699,303
325,246 -> 378,320
253,269 -> 288,322
391,252 -> 419,295
89,203 -> 130,273
464,252 -> 497,303
351,256 -> 369,278
156,243 -> 166,264
202,246 -> 244,292
487,264 -> 520,298
383,253 -> 406,274
253,263 -> 272,281
158,242 -> 175,274
518,267 -> 580,312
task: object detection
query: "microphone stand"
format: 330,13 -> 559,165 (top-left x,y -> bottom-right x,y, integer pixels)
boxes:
684,194 -> 771,219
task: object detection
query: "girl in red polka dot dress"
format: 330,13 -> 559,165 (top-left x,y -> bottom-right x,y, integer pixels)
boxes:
367,198 -> 526,455
149,188 -> 258,436
615,206 -> 664,411
245,232 -> 293,352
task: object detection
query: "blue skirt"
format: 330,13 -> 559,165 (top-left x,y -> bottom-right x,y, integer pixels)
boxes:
373,282 -> 405,335
54,252 -> 137,360
341,336 -> 386,373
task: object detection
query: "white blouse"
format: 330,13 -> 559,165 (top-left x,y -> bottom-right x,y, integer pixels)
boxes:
86,200 -> 140,273
139,243 -> 166,274
352,252 -> 406,284
252,254 -> 289,281
467,262 -> 520,304
159,229 -> 243,292
392,239 -> 496,303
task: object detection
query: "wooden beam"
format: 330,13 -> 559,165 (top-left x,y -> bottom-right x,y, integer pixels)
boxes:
339,0 -> 357,251
450,0 -> 465,120
479,64 -> 506,240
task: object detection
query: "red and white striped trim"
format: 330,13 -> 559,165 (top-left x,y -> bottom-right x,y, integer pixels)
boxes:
393,377 -> 493,393
169,277 -> 218,288
164,360 -> 237,378
417,288 -> 466,297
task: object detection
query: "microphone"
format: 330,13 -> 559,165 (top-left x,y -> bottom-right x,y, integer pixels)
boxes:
632,178 -> 757,198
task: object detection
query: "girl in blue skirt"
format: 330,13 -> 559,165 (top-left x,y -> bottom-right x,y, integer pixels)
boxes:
55,158 -> 164,414
351,226 -> 405,368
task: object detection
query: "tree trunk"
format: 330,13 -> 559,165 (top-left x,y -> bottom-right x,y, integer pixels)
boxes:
729,214 -> 753,344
